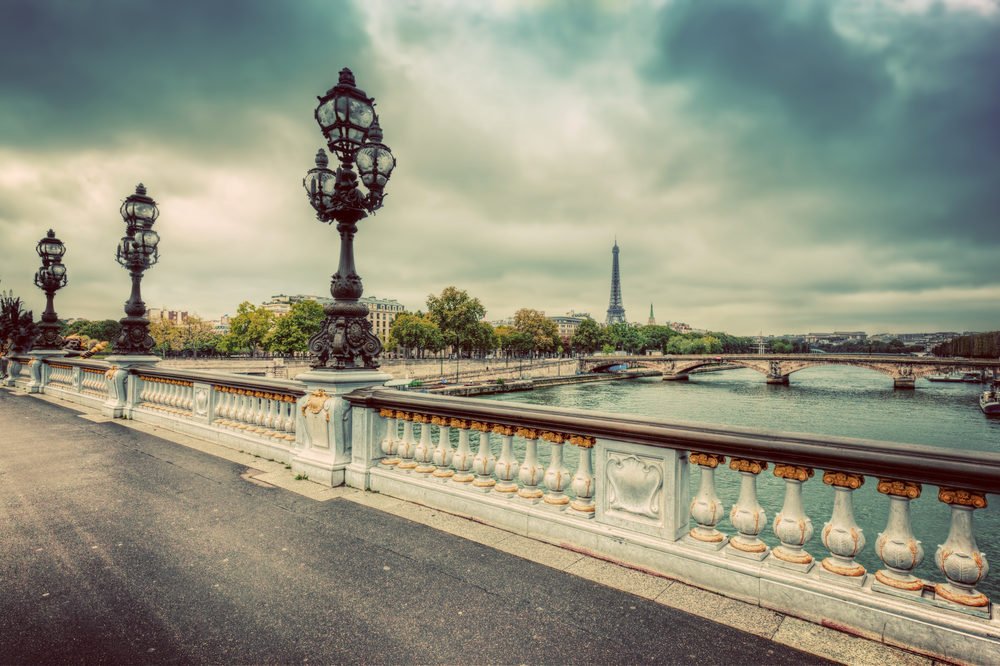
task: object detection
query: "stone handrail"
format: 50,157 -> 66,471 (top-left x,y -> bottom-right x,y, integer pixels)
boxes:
347,388 -> 1000,494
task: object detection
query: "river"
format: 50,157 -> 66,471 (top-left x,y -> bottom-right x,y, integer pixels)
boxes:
480,365 -> 999,598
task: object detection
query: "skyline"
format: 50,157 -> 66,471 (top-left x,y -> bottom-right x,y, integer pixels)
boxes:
2,0 -> 999,337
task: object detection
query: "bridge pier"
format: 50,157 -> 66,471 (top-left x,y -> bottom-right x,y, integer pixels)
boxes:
662,374 -> 689,382
893,378 -> 915,390
766,375 -> 790,385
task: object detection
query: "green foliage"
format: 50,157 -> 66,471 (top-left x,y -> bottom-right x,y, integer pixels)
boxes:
601,343 -> 615,354
605,322 -> 643,354
638,325 -> 676,353
265,300 -> 324,355
408,380 -> 423,387
496,325 -> 532,358
150,319 -> 182,356
495,378 -> 505,386
571,318 -> 604,354
426,286 -> 486,355
513,308 -> 560,355
63,319 -> 121,344
464,320 -> 498,355
0,287 -> 37,353
389,312 -> 444,358
225,301 -> 275,357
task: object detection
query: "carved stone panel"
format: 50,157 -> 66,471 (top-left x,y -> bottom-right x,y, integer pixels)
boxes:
606,453 -> 663,520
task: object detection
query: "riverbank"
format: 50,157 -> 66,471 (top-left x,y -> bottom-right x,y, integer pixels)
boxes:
426,370 -> 654,396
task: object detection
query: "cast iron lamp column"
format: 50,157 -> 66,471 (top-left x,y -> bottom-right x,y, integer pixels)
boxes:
32,229 -> 68,350
112,184 -> 160,355
292,68 -> 397,488
24,229 -> 68,393
303,68 -> 396,370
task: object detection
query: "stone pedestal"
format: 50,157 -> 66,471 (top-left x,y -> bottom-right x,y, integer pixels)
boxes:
24,349 -> 69,393
102,355 -> 159,417
893,378 -> 915,389
293,368 -> 390,487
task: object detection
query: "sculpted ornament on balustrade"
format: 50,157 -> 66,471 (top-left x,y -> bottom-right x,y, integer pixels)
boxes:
874,478 -> 924,591
820,471 -> 867,578
935,488 -> 990,607
606,453 -> 663,521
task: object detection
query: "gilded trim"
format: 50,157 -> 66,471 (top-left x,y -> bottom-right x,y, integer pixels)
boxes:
774,464 -> 814,482
304,389 -> 331,414
822,471 -> 865,490
729,458 -> 767,474
937,487 -> 987,508
689,452 -> 726,468
569,435 -> 596,448
876,478 -> 922,499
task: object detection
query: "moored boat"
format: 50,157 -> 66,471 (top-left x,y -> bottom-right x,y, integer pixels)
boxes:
979,383 -> 1000,415
927,372 -> 965,383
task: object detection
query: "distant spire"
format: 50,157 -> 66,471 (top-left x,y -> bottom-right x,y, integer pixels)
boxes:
648,303 -> 655,326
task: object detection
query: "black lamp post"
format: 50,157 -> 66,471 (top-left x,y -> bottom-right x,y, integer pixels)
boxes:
112,183 -> 160,355
32,229 -> 67,350
303,68 -> 396,370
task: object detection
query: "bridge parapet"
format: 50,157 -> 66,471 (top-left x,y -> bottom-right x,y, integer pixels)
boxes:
579,354 -> 1000,388
4,354 -> 999,663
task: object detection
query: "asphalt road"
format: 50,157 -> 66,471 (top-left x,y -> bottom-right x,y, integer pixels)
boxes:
0,389 -> 834,664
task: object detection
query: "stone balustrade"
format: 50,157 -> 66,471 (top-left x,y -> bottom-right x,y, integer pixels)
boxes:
4,356 -> 998,664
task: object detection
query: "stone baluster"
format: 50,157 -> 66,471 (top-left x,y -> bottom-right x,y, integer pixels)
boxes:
251,392 -> 266,432
471,421 -> 496,490
281,396 -> 297,441
262,395 -> 277,435
379,409 -> 400,466
517,427 -> 545,501
184,383 -> 193,411
396,412 -> 417,471
820,471 -> 867,582
493,424 -> 519,495
413,414 -> 435,474
541,431 -> 570,507
234,390 -> 248,428
874,479 -> 924,592
568,435 -> 596,516
432,416 -> 455,479
934,488 -> 990,608
450,419 -> 474,483
688,452 -> 728,547
727,458 -> 768,559
770,464 -> 815,569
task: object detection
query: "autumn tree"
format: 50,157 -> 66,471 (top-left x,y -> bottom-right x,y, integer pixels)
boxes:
222,302 -> 275,357
513,308 -> 560,356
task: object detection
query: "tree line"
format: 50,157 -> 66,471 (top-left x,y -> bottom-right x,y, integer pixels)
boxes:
932,331 -> 1000,358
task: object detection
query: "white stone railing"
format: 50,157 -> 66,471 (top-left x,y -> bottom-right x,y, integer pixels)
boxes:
9,355 -> 998,663
342,387 -> 999,665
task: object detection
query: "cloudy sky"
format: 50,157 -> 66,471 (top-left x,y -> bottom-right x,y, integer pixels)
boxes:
1,0 -> 998,336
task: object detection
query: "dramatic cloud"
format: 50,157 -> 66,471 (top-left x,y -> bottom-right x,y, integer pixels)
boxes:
1,0 -> 997,335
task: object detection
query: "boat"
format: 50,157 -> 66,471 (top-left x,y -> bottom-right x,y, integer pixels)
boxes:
927,372 -> 966,383
980,383 -> 1000,415
962,372 -> 982,383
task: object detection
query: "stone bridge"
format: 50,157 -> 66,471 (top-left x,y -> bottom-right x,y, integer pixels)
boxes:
580,354 -> 1000,389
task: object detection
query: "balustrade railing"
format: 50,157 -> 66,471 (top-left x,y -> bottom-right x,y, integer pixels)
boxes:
343,387 -> 998,664
8,356 -> 998,663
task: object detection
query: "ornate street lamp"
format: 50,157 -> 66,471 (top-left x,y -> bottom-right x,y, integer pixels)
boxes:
304,68 -> 396,370
112,183 -> 160,355
32,229 -> 68,349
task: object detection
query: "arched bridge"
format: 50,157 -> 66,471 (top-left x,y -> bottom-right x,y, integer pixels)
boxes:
579,354 -> 1000,389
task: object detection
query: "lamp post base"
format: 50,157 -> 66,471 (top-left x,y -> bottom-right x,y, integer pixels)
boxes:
101,354 -> 160,418
293,368 -> 391,487
24,349 -> 69,394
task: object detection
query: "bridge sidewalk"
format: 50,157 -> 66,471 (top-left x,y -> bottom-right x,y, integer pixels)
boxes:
1,388 -> 939,664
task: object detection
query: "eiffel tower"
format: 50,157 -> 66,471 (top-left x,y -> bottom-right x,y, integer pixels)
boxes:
606,240 -> 626,324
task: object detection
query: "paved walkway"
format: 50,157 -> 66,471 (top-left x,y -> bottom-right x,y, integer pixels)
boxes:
0,389 -> 937,664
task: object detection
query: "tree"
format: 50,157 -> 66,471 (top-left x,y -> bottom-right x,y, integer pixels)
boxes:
388,312 -> 444,358
464,320 -> 498,357
426,287 -> 485,357
571,318 -> 604,354
513,308 -> 560,356
265,301 -> 324,355
0,288 -> 37,353
178,315 -> 217,358
605,322 -> 643,354
639,325 -> 677,353
62,319 -> 121,344
149,319 -> 182,357
226,302 -> 275,357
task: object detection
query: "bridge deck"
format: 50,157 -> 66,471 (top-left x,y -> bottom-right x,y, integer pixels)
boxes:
0,387 -> 937,665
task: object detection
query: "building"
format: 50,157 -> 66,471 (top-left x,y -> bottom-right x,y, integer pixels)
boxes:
647,304 -> 655,326
148,308 -> 189,326
261,294 -> 323,316
606,241 -> 626,324
359,296 -> 405,342
547,313 -> 594,339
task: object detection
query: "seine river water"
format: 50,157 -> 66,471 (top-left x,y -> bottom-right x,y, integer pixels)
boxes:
480,365 -> 999,598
